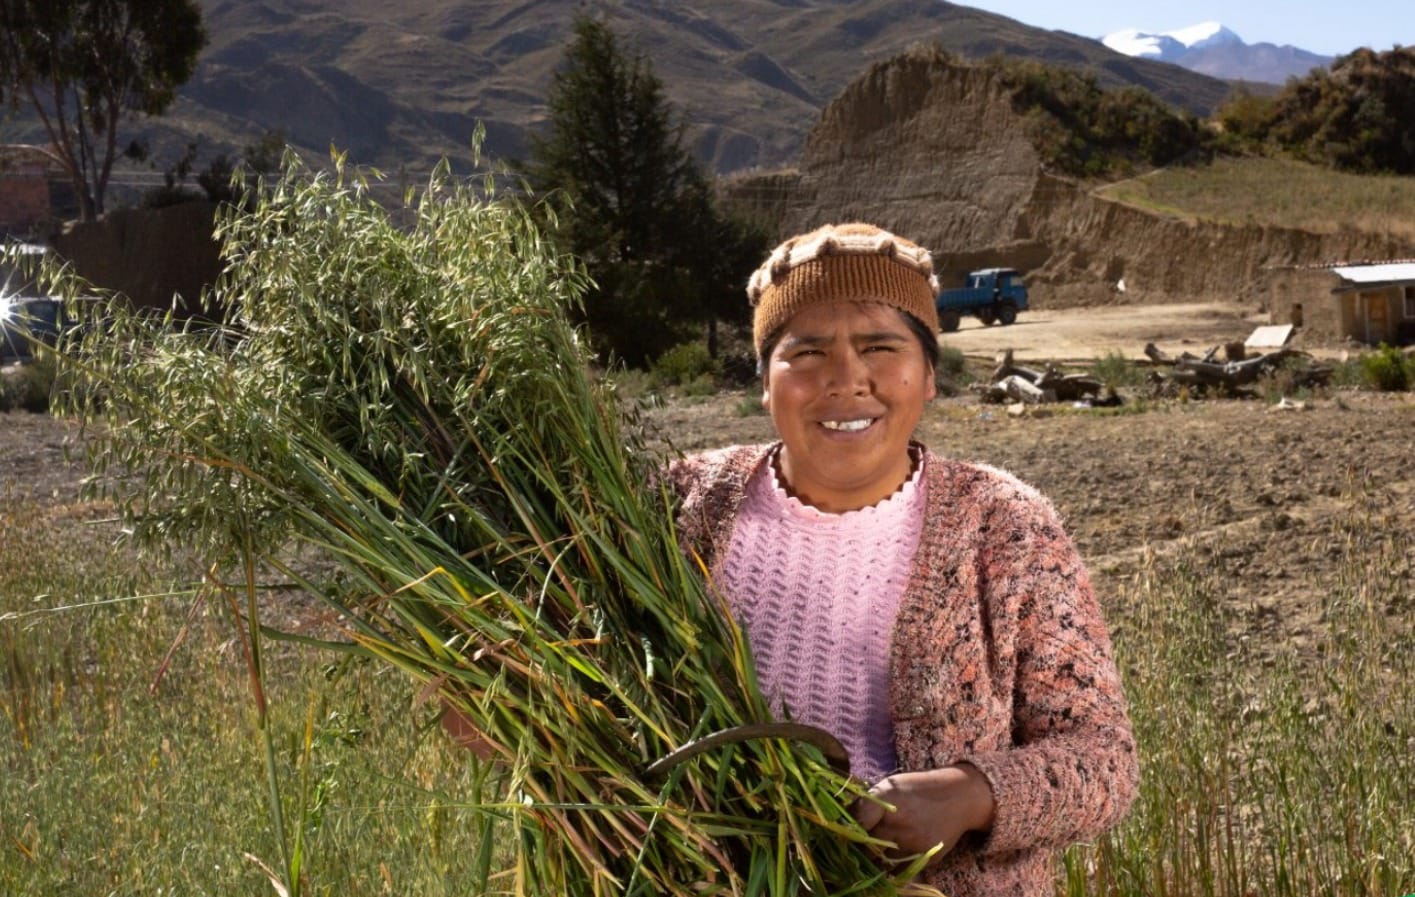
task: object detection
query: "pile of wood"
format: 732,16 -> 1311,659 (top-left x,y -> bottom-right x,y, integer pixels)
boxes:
1143,343 -> 1333,396
975,350 -> 1116,405
970,343 -> 1335,407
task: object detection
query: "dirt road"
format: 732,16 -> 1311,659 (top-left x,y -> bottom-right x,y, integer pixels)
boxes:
941,301 -> 1277,361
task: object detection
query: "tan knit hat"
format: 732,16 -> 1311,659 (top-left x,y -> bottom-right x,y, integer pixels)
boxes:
746,222 -> 940,355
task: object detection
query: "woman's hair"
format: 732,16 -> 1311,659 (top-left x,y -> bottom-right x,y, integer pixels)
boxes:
756,306 -> 940,378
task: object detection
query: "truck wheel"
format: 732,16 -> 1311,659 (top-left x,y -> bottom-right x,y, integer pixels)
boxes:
938,310 -> 961,332
997,302 -> 1018,325
976,308 -> 997,326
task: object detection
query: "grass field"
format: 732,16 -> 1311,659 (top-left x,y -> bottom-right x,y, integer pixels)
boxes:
1097,156 -> 1415,242
0,496 -> 494,896
3,416 -> 1413,895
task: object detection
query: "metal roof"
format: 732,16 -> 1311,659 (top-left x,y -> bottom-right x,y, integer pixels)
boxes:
1330,262 -> 1415,284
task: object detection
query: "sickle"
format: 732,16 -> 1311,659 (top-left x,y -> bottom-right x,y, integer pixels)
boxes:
643,721 -> 852,781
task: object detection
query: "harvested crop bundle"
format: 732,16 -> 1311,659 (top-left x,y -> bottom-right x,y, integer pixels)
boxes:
55,158 -> 939,896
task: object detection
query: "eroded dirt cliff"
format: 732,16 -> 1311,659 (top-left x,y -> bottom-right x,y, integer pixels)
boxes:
723,48 -> 1413,309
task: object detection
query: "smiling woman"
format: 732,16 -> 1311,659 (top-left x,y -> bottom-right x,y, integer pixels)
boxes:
665,222 -> 1139,896
761,300 -> 935,512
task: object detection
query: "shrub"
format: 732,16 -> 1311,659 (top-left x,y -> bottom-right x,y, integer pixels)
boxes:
934,343 -> 973,396
1358,345 -> 1414,391
1259,355 -> 1324,403
677,373 -> 718,397
989,57 -> 1208,178
1328,359 -> 1367,389
651,340 -> 719,387
735,394 -> 766,417
0,357 -> 55,412
1090,351 -> 1142,390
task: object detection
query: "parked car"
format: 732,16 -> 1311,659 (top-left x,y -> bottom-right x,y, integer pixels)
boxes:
1,295 -> 69,363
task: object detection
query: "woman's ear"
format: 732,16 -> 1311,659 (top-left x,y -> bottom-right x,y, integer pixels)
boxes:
925,362 -> 937,401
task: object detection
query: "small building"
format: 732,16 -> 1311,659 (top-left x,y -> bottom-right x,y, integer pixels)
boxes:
1268,261 -> 1415,346
0,145 -> 66,239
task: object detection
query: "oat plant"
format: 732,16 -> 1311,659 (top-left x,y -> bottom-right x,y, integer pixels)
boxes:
1060,499 -> 1415,897
50,154 -> 933,896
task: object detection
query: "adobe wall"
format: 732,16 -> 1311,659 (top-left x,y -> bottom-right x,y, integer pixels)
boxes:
0,173 -> 52,239
1267,269 -> 1346,344
49,201 -> 223,315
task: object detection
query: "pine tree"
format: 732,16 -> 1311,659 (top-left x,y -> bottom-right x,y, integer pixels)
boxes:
522,15 -> 763,367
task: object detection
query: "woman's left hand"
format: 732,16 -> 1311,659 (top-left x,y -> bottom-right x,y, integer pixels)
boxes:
853,764 -> 997,863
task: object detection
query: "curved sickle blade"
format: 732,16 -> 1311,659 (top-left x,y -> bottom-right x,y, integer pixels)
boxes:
643,721 -> 852,781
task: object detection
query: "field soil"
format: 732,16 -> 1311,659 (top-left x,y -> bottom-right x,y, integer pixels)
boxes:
4,303 -> 1411,663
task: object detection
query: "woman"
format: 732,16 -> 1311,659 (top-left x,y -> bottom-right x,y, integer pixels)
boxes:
665,222 -> 1138,896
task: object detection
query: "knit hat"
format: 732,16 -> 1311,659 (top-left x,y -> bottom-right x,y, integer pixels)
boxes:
746,222 -> 940,356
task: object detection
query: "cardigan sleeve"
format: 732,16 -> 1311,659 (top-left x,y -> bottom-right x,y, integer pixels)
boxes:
960,486 -> 1139,856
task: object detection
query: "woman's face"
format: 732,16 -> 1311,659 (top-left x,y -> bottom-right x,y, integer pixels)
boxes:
762,301 -> 935,513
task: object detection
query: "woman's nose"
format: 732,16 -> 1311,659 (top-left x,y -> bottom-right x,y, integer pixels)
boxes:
825,350 -> 870,395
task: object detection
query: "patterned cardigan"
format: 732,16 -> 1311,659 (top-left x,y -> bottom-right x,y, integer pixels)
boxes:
666,443 -> 1138,897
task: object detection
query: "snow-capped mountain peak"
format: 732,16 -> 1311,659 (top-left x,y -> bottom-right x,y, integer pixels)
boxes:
1102,22 -> 1243,61
1167,22 -> 1241,50
1101,21 -> 1330,85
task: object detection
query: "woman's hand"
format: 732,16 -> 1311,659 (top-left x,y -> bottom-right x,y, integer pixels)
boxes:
853,764 -> 996,863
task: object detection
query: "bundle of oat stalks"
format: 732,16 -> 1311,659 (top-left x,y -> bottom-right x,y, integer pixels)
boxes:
52,158 -> 938,896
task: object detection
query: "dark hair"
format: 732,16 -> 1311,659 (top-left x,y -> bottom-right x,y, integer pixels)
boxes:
756,307 -> 940,376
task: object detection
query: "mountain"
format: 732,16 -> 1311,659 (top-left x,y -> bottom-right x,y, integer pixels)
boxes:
2,0 -> 1237,187
1102,22 -> 1331,84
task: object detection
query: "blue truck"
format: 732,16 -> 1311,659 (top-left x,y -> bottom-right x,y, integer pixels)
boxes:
934,267 -> 1028,332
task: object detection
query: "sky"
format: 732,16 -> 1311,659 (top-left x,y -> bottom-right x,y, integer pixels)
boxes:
956,1 -> 1410,57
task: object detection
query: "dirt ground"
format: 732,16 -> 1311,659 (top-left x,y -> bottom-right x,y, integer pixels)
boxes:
939,301 -> 1276,360
3,302 -> 1412,659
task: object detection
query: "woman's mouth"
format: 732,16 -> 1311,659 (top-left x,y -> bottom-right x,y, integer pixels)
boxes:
820,418 -> 875,432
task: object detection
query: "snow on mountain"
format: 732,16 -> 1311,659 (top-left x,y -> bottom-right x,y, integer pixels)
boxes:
1101,22 -> 1330,84
1102,28 -> 1182,58
1103,22 -> 1243,61
1167,22 -> 1242,51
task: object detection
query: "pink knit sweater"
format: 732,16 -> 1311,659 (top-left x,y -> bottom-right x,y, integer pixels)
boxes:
716,447 -> 926,784
667,443 -> 1138,897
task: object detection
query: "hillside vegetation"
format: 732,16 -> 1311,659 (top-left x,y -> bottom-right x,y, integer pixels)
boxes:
1216,46 -> 1415,175
1097,157 -> 1415,241
987,56 -> 1207,178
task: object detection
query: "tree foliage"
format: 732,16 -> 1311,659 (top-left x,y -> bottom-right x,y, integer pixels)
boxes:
1215,46 -> 1415,175
520,15 -> 765,367
1268,46 -> 1415,174
988,57 -> 1208,178
0,0 -> 207,221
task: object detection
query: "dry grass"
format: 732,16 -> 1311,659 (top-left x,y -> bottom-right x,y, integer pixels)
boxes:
1097,157 -> 1415,241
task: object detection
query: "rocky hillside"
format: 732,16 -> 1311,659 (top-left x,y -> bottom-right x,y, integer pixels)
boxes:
725,48 -> 1413,308
17,0 -> 1235,180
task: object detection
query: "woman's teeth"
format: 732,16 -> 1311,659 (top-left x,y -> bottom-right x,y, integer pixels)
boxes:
822,419 -> 873,432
